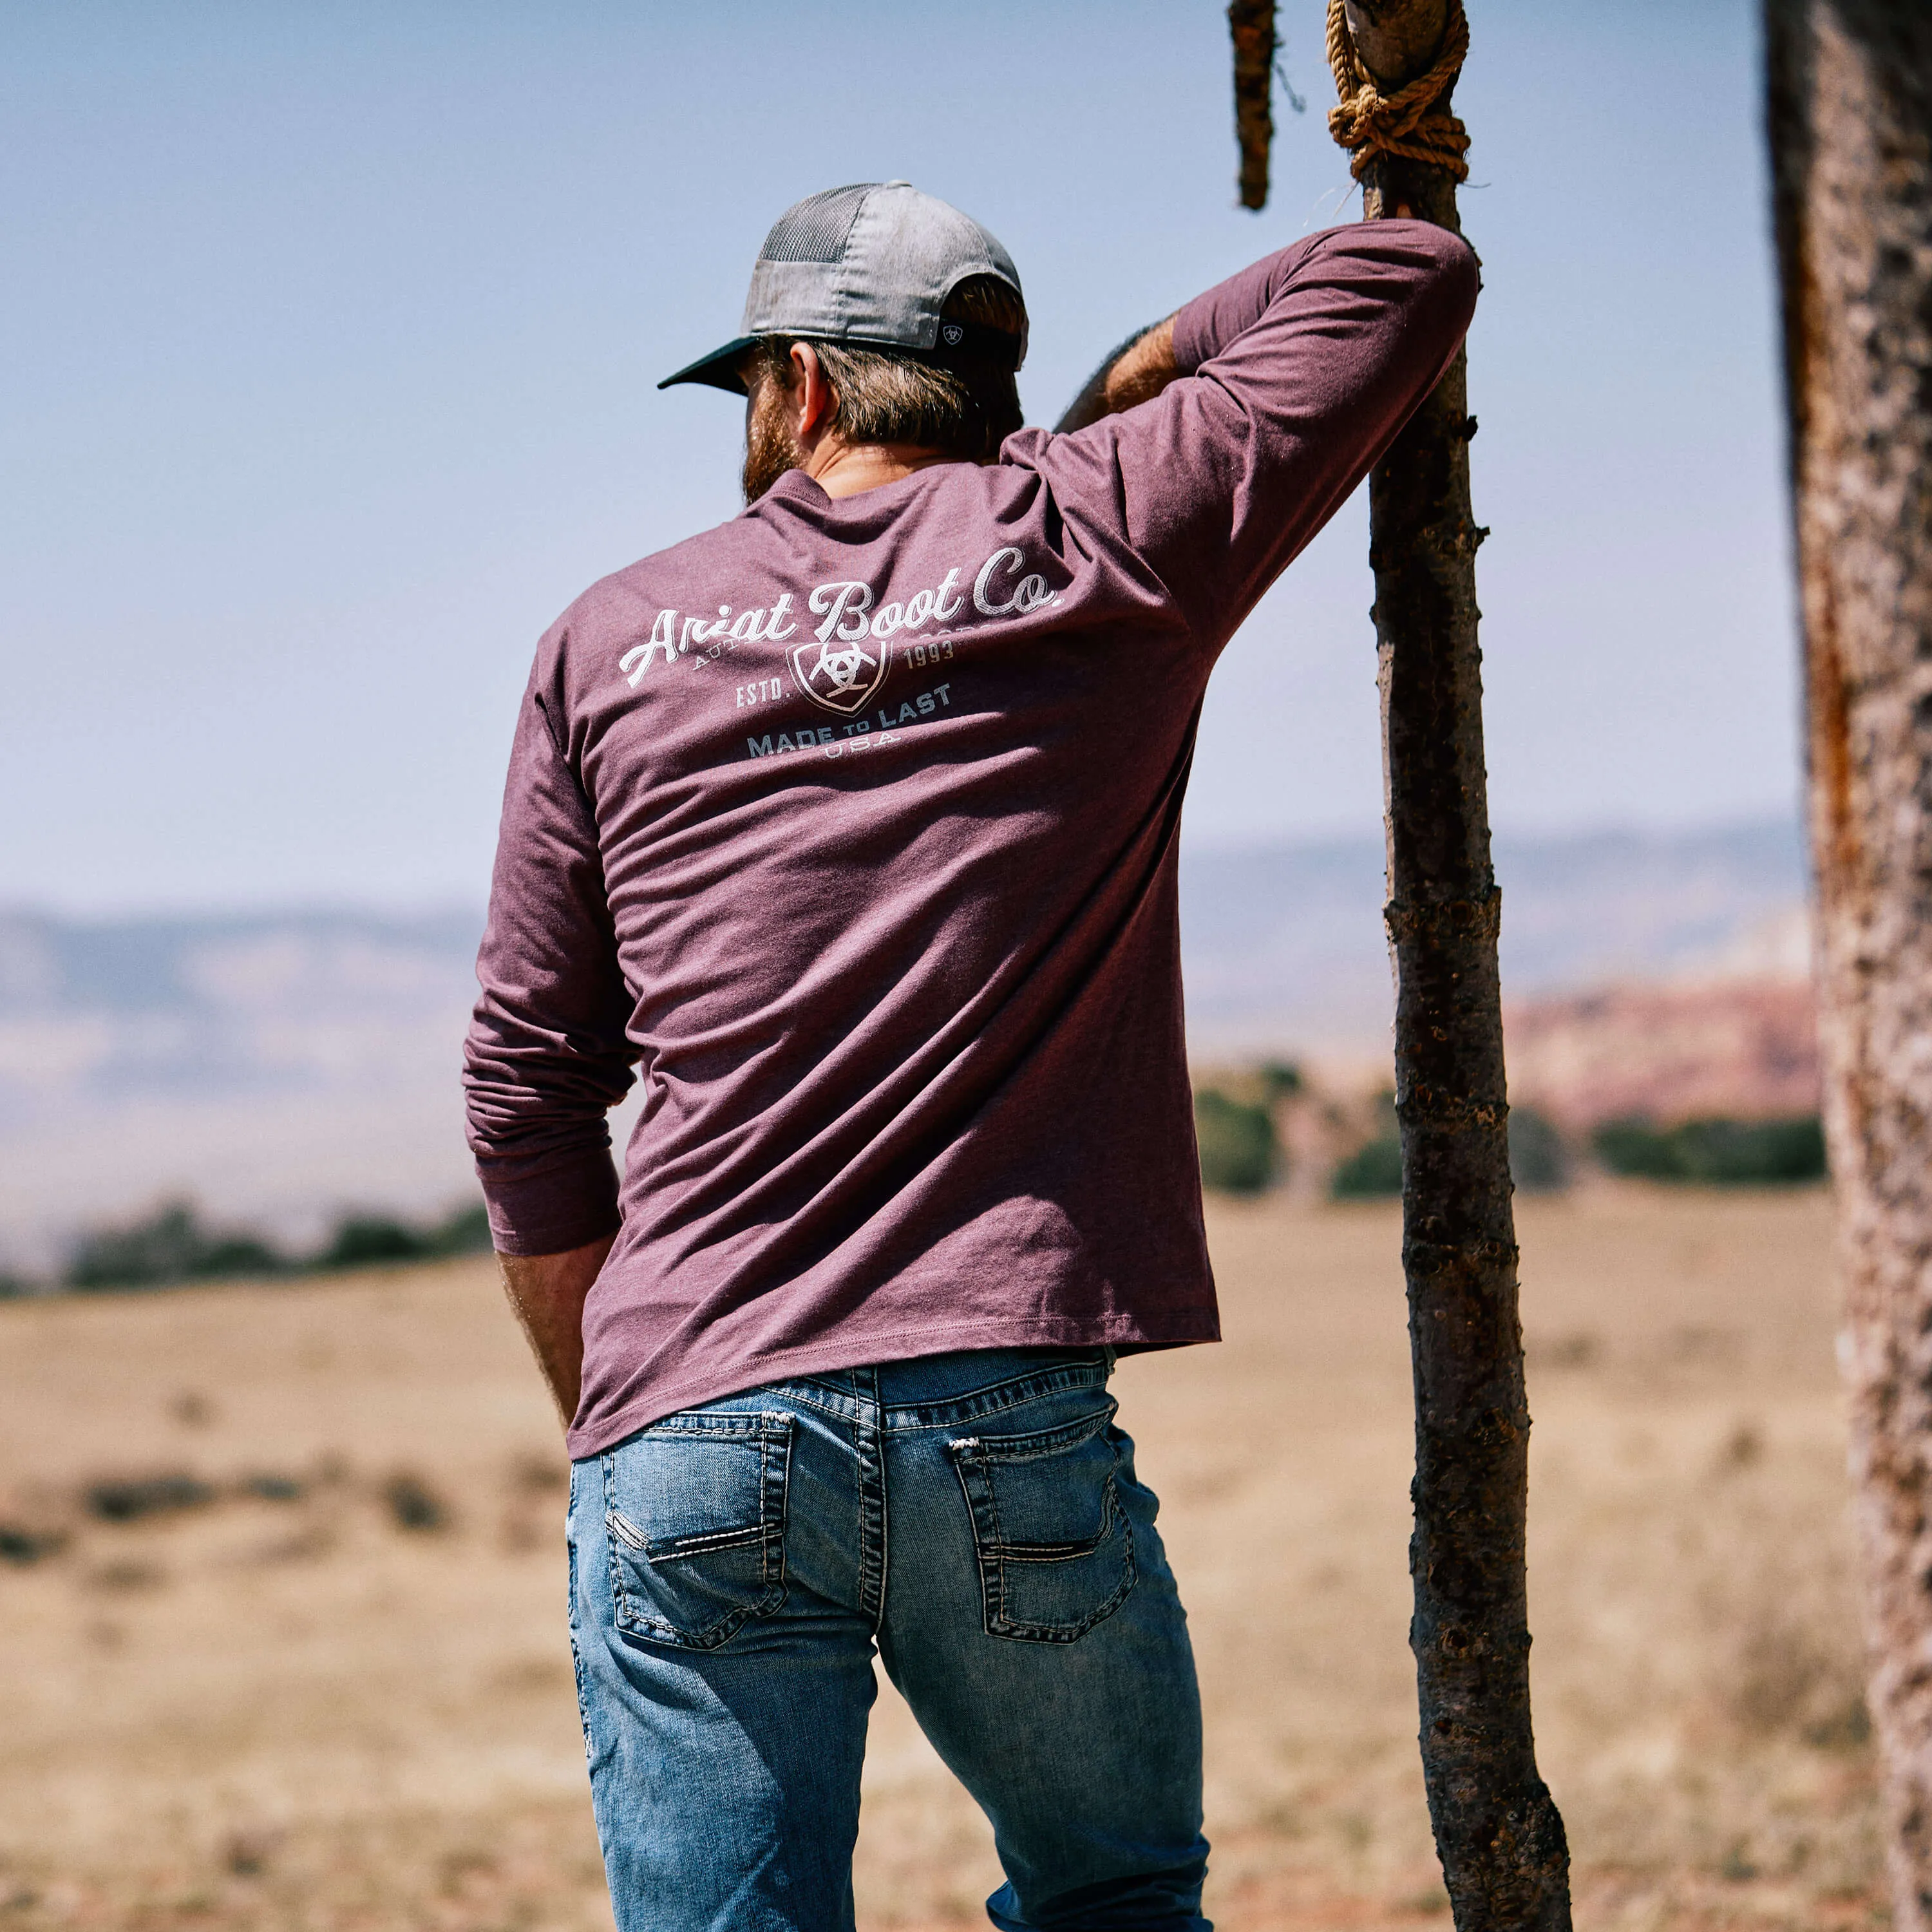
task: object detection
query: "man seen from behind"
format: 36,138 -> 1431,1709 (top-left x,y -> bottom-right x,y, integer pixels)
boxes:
464,180 -> 1478,1932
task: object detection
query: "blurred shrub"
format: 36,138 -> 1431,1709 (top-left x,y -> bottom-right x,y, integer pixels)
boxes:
62,1195 -> 495,1292
384,1472 -> 451,1533
238,1472 -> 307,1502
1258,1059 -> 1303,1101
1194,1088 -> 1278,1195
1508,1105 -> 1571,1194
422,1202 -> 494,1256
1593,1117 -> 1680,1181
0,1524 -> 66,1566
1331,1088 -> 1401,1200
200,1235 -> 288,1274
1593,1114 -> 1826,1186
317,1216 -> 428,1270
1331,1132 -> 1404,1200
316,1200 -> 493,1270
86,1472 -> 216,1522
67,1201 -> 289,1291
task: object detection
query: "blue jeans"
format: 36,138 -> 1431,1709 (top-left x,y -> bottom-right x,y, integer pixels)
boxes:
567,1348 -> 1209,1931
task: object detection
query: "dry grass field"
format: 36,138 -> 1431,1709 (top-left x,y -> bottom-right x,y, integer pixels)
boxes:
0,1186 -> 1880,1931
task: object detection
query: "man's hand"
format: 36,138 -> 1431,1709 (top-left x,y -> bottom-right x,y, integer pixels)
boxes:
496,1233 -> 616,1434
1054,317 -> 1179,433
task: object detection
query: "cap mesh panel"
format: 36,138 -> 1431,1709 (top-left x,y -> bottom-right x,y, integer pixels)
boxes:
759,185 -> 871,265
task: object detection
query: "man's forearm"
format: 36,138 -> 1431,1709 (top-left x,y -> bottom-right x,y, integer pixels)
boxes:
496,1233 -> 615,1433
1054,317 -> 1179,432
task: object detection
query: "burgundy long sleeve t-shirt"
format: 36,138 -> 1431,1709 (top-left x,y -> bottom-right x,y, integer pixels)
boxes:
465,221 -> 1479,1459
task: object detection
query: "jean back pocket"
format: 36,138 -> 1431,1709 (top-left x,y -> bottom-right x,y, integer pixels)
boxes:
947,1398 -> 1135,1643
602,1411 -> 792,1651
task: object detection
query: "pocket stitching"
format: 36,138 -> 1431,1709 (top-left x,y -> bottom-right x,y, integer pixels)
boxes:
603,1413 -> 793,1651
643,1522 -> 770,1563
956,1399 -> 1117,1466
948,1405 -> 1137,1645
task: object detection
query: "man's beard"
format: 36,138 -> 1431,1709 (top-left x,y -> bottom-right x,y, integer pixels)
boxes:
743,382 -> 805,504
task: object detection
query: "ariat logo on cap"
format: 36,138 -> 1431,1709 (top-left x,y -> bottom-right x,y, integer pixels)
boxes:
940,323 -> 965,347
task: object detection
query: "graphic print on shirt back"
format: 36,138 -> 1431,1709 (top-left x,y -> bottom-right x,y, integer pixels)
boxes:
790,630 -> 888,714
793,578 -> 894,715
618,549 -> 1064,742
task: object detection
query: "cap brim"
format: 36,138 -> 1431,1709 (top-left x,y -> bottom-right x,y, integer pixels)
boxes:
657,336 -> 759,393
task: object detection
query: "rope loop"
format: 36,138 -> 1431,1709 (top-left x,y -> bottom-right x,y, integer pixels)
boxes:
1325,0 -> 1471,184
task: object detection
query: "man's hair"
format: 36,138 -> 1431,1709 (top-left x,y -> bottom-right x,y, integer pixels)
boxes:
748,274 -> 1026,462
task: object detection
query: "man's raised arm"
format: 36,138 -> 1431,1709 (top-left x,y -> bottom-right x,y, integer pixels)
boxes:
1041,221 -> 1477,648
1054,318 -> 1180,433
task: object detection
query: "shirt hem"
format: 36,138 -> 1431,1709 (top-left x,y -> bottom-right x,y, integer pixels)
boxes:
565,1309 -> 1220,1461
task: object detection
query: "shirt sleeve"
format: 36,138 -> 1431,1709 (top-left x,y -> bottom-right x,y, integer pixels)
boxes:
1032,220 -> 1479,645
463,665 -> 637,1256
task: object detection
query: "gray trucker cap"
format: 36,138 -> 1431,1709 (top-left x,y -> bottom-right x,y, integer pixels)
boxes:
659,180 -> 1027,395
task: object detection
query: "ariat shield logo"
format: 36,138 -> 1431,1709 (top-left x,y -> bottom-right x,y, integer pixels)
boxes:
940,322 -> 965,347
791,634 -> 889,715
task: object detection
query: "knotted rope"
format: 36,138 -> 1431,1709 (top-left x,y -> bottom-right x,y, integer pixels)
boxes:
1325,0 -> 1471,183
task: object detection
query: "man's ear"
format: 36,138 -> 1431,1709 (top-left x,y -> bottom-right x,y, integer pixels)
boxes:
790,341 -> 835,440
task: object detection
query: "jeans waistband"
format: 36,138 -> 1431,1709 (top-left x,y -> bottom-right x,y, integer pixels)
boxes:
776,1347 -> 1113,1433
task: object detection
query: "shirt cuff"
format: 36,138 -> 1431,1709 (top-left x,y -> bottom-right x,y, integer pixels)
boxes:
1170,292 -> 1218,379
478,1150 -> 621,1256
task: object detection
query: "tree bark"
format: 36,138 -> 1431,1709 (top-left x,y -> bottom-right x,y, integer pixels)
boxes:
1345,3 -> 1573,1924
1764,7 -> 1932,1927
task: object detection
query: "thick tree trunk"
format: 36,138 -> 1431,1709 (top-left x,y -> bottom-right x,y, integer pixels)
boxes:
1344,3 -> 1572,1924
1764,7 -> 1932,1927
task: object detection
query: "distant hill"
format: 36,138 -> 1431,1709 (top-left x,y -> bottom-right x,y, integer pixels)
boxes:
1179,818 -> 1808,1050
0,820 -> 1810,1271
1506,978 -> 1818,1132
0,909 -> 486,1273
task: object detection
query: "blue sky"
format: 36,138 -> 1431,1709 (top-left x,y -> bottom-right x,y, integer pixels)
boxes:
1,0 -> 1795,911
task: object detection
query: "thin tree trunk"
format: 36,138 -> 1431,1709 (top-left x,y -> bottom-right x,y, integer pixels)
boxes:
1342,3 -> 1571,1923
1764,7 -> 1932,1927
1230,0 -> 1278,209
